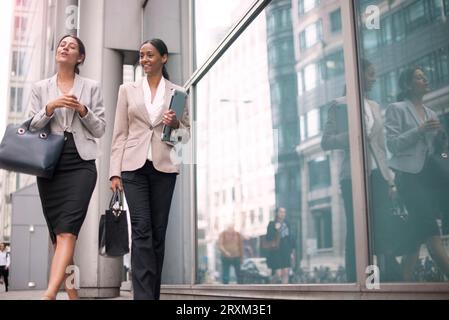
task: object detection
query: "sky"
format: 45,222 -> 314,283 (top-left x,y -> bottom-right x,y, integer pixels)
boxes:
0,0 -> 14,140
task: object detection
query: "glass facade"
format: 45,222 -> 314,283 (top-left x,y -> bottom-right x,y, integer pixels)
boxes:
356,0 -> 449,283
194,0 -> 449,289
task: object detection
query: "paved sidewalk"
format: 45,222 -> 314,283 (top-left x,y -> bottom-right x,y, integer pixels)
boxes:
0,287 -> 133,300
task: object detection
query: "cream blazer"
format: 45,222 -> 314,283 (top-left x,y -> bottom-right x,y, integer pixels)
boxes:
28,73 -> 106,160
109,78 -> 190,178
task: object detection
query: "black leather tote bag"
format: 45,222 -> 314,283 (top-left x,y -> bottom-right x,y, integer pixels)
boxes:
0,118 -> 64,179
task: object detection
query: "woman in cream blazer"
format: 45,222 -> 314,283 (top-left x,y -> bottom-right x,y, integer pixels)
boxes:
109,38 -> 189,300
28,34 -> 106,300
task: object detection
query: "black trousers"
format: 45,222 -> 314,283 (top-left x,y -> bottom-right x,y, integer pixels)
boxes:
221,257 -> 242,284
0,266 -> 8,291
122,161 -> 177,300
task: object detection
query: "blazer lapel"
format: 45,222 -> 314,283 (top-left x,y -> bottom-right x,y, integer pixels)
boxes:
66,74 -> 85,127
153,79 -> 173,127
405,99 -> 423,127
132,79 -> 151,125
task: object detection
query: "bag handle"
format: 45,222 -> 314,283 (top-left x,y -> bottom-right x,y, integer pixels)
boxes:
18,118 -> 52,137
109,189 -> 124,211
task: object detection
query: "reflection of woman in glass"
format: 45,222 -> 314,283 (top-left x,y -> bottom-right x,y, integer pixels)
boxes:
265,207 -> 295,284
322,59 -> 400,282
385,66 -> 449,281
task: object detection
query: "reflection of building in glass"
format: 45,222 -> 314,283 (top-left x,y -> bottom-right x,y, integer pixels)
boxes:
293,0 -> 347,273
265,0 -> 302,264
0,0 -> 47,242
197,12 -> 275,283
293,0 -> 449,274
359,0 -> 449,111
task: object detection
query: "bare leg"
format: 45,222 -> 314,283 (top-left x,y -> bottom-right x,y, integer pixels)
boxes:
281,268 -> 289,284
402,250 -> 420,282
271,269 -> 282,283
42,233 -> 77,300
426,236 -> 449,279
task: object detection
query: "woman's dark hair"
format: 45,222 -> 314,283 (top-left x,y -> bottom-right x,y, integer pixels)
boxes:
397,66 -> 423,101
57,34 -> 86,74
141,38 -> 170,80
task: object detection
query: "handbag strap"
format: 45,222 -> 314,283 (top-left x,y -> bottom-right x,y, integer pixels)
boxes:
21,117 -> 51,135
109,190 -> 124,211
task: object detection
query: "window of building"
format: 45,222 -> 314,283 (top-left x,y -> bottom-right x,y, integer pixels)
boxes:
306,109 -> 320,138
258,208 -> 264,224
15,0 -> 29,7
308,156 -> 330,190
392,10 -> 406,42
330,8 -> 341,34
406,0 -> 427,32
10,87 -> 23,113
304,63 -> 318,91
321,50 -> 344,80
380,16 -> 393,46
11,50 -> 26,77
14,16 -> 27,42
277,39 -> 294,65
313,208 -> 333,249
298,0 -> 320,16
300,19 -> 322,51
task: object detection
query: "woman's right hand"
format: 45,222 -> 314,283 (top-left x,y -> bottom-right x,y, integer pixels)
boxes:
46,95 -> 80,116
110,176 -> 123,193
419,119 -> 441,133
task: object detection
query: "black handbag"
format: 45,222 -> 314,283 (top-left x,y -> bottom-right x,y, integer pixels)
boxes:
99,190 -> 129,257
0,118 -> 64,179
429,130 -> 449,187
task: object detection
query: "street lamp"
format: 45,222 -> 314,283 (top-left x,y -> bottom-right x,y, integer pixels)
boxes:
219,98 -> 253,231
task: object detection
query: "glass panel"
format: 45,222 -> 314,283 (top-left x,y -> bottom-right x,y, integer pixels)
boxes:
194,0 -> 256,68
330,8 -> 341,34
196,0 -> 355,284
11,50 -> 26,77
356,0 -> 449,282
9,87 -> 23,113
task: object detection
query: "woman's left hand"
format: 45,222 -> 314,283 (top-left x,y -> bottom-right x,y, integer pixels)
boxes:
65,94 -> 88,117
163,110 -> 180,129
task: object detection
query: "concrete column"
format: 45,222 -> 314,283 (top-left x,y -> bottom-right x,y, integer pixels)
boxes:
75,0 -> 124,298
55,0 -> 79,39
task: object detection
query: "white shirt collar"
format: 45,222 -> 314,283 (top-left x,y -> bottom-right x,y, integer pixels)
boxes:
142,77 -> 165,112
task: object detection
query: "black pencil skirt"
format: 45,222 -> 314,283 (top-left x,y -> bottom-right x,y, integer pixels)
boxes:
37,132 -> 97,244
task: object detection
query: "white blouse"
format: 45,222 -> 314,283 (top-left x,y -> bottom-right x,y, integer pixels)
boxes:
142,77 -> 166,161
